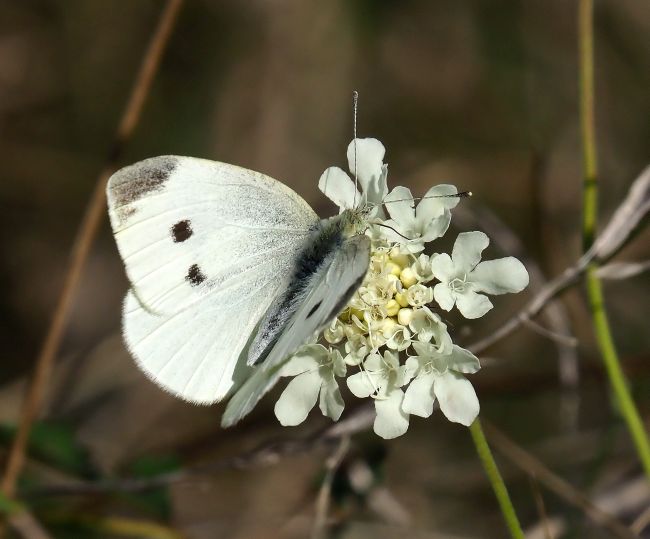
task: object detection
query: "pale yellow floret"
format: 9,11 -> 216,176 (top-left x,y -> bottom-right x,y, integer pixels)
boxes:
385,299 -> 400,317
385,261 -> 402,277
389,246 -> 410,268
380,317 -> 397,335
400,267 -> 418,288
386,273 -> 401,290
395,292 -> 409,307
397,307 -> 414,326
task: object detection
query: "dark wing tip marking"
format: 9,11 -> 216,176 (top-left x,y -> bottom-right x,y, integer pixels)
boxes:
171,219 -> 193,242
108,156 -> 177,211
186,264 -> 206,286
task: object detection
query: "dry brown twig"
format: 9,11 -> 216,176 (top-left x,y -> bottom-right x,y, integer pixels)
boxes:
483,421 -> 640,539
311,436 -> 350,539
453,195 -> 580,387
468,164 -> 650,355
0,0 -> 185,535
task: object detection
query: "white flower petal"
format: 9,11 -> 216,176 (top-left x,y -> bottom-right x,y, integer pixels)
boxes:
405,355 -> 422,378
402,372 -> 436,417
318,166 -> 360,212
274,371 -> 322,426
319,375 -> 345,421
364,353 -> 383,371
331,349 -> 347,378
445,345 -> 481,374
433,282 -> 456,311
279,345 -> 324,377
347,138 -> 386,203
433,372 -> 480,426
421,212 -> 452,243
471,258 -> 529,295
413,254 -> 434,282
416,184 -> 459,221
456,290 -> 493,319
382,350 -> 400,370
347,371 -> 378,398
452,231 -> 489,272
384,186 -> 415,228
374,389 -> 410,439
430,253 -> 455,282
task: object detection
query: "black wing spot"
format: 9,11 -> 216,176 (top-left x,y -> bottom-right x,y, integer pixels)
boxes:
307,300 -> 323,318
171,219 -> 193,242
186,264 -> 206,286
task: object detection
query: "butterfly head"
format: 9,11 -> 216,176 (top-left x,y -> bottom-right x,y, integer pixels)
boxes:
340,205 -> 372,237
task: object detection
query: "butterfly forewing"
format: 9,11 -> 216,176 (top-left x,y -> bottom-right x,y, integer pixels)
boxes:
107,156 -> 318,403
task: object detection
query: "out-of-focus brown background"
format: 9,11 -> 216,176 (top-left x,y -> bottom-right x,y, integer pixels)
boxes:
1,1 -> 649,538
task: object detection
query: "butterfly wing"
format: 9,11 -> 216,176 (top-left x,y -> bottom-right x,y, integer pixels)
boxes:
107,156 -> 318,403
222,232 -> 371,426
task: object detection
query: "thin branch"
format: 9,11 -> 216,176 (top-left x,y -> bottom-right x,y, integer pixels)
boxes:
527,476 -> 649,539
454,188 -> 579,389
631,504 -> 650,535
596,260 -> 650,281
528,476 -> 554,539
25,405 -> 376,497
521,318 -> 578,348
6,511 -> 52,539
482,421 -> 638,539
0,0 -> 185,500
468,164 -> 650,356
311,436 -> 350,539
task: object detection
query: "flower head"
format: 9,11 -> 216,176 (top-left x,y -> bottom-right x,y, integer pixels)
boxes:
260,138 -> 529,440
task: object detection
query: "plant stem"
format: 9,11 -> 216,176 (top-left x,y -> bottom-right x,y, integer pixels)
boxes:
578,0 -> 650,481
469,419 -> 525,539
586,269 -> 650,478
579,0 -> 597,251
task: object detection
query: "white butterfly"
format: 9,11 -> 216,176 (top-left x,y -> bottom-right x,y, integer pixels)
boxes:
106,155 -> 372,426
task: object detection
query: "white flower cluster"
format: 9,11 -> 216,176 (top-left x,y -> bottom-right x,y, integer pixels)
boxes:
274,138 -> 529,439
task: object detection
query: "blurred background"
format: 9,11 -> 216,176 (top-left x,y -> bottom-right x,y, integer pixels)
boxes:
1,0 -> 649,537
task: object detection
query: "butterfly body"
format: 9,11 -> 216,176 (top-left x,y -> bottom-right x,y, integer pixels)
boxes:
248,208 -> 370,367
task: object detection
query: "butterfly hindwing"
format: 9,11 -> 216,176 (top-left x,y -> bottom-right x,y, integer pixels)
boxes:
222,232 -> 371,426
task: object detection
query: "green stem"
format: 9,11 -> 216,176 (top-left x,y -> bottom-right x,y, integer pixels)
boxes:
579,0 -> 598,251
0,491 -> 23,515
578,0 -> 650,481
469,419 -> 525,539
586,267 -> 650,478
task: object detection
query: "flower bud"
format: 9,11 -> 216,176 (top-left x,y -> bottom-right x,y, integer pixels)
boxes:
400,267 -> 418,288
395,292 -> 409,307
397,307 -> 413,326
385,299 -> 400,317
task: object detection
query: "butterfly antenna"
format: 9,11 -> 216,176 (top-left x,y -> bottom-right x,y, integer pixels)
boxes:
384,191 -> 473,204
352,90 -> 359,208
375,222 -> 412,241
